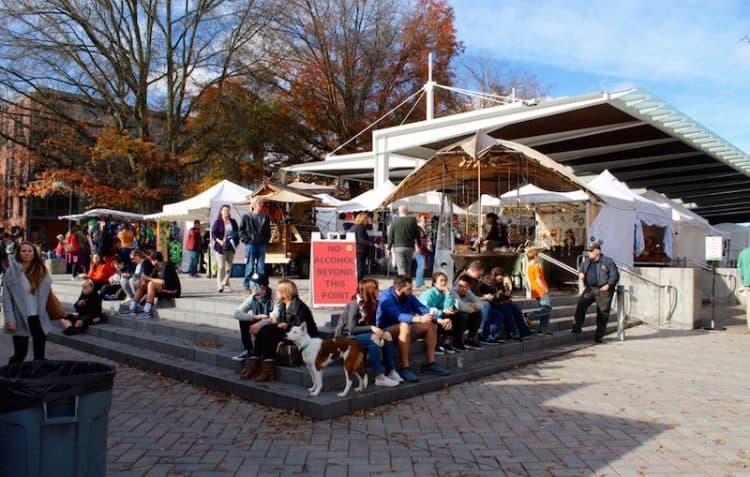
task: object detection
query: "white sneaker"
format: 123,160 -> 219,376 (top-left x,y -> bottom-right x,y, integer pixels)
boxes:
375,376 -> 399,387
387,370 -> 404,383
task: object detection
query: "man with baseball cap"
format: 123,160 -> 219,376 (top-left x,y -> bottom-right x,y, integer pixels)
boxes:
573,241 -> 620,343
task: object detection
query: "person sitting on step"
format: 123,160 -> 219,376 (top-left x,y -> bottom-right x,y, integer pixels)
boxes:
479,267 -> 532,342
125,251 -> 181,319
242,279 -> 318,382
376,275 -> 450,383
233,276 -> 273,369
61,279 -> 102,335
77,253 -> 114,293
418,271 -> 460,354
100,257 -> 126,301
451,274 -> 485,350
335,278 -> 401,387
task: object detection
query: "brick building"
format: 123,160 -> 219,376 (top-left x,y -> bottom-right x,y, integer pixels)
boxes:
0,96 -> 85,248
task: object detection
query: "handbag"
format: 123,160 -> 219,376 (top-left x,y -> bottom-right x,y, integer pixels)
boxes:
46,291 -> 67,321
275,340 -> 302,367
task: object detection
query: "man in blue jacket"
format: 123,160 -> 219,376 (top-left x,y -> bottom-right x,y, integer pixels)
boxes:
376,276 -> 450,382
573,242 -> 620,343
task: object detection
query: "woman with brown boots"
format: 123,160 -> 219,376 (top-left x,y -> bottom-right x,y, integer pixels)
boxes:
240,279 -> 319,381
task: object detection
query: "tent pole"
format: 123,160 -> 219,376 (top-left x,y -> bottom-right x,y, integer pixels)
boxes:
477,159 -> 482,246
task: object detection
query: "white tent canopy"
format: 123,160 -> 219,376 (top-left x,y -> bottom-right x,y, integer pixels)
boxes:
713,223 -> 750,267
337,180 -> 397,212
500,183 -> 589,204
145,180 -> 252,222
391,191 -> 466,215
145,180 -> 253,271
59,208 -> 145,222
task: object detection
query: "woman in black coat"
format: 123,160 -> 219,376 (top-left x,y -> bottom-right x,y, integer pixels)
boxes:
349,212 -> 372,282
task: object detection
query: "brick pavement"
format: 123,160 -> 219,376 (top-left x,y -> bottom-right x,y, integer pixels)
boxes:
1,307 -> 750,476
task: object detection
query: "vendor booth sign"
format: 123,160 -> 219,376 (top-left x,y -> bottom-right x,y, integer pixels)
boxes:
705,236 -> 724,262
310,232 -> 357,307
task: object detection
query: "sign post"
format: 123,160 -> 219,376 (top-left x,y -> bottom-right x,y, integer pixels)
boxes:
310,232 -> 358,308
704,236 -> 726,331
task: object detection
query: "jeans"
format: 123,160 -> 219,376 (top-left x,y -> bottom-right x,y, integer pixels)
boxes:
243,243 -> 266,288
449,311 -> 481,345
216,250 -> 235,290
188,250 -> 199,275
414,251 -> 426,287
353,333 -> 397,377
121,276 -> 138,300
574,287 -> 614,339
489,303 -> 532,338
530,294 -> 552,333
9,316 -> 46,363
478,301 -> 491,337
392,246 -> 413,277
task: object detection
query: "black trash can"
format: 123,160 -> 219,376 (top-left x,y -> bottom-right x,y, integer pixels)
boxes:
0,360 -> 116,477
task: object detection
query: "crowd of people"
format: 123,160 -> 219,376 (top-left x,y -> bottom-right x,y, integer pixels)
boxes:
1,200 -> 620,397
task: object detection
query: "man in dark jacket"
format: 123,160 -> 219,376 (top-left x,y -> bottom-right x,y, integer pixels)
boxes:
387,205 -> 420,278
573,242 -> 620,342
239,197 -> 271,292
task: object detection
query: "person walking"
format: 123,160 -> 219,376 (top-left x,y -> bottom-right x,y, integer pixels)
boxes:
414,214 -> 431,289
3,242 -> 53,364
526,248 -> 553,335
573,242 -> 620,343
349,212 -> 372,282
186,220 -> 202,277
212,205 -> 240,293
387,205 -> 419,278
240,197 -> 271,292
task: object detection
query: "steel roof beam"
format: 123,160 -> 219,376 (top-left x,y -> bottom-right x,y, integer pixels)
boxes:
611,163 -> 726,180
549,138 -> 679,162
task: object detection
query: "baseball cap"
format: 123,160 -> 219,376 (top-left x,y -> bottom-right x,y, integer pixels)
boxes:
586,242 -> 601,251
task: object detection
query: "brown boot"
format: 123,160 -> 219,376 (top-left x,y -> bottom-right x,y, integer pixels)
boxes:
255,359 -> 276,382
240,357 -> 260,380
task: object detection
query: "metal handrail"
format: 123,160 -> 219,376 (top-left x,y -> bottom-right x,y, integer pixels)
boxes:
681,258 -> 738,298
616,265 -> 678,326
538,252 -> 579,277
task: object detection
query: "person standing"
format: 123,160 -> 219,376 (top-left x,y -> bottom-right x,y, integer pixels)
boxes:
573,242 -> 620,343
73,224 -> 90,277
526,248 -> 553,335
387,205 -> 419,278
186,220 -> 202,277
414,214 -> 431,289
117,224 -> 135,268
3,242 -> 53,364
240,197 -> 271,292
349,212 -> 372,282
212,205 -> 240,293
737,246 -> 750,288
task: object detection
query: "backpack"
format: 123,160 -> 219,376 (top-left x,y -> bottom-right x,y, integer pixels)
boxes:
275,341 -> 302,367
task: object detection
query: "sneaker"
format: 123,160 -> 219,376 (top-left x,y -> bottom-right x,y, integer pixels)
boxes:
387,370 -> 404,383
571,327 -> 583,334
397,367 -> 419,383
232,350 -> 250,362
218,287 -> 224,293
480,335 -> 501,346
142,311 -> 153,319
464,339 -> 483,350
434,345 -> 445,356
62,327 -> 77,336
510,334 -> 523,342
453,343 -> 468,352
421,362 -> 450,376
375,376 -> 400,387
442,342 -> 456,354
489,336 -> 505,344
120,308 -> 138,317
594,337 -> 604,344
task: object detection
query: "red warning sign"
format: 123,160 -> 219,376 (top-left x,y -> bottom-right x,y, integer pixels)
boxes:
310,238 -> 358,307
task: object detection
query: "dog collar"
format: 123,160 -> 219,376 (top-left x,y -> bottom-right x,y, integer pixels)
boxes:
298,342 -> 309,353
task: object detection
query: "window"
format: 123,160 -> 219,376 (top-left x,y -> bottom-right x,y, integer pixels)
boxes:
4,195 -> 13,220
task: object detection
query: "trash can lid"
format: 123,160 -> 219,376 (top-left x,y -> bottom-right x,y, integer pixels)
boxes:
0,360 -> 116,413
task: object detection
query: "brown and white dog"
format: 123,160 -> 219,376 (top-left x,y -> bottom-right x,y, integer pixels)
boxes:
285,322 -> 368,397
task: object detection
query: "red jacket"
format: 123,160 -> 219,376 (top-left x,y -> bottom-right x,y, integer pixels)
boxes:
186,227 -> 202,251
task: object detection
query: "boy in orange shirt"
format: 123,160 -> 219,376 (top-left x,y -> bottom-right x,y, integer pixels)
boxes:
526,248 -> 552,335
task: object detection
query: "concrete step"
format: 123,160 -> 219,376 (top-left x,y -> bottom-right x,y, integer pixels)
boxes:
48,319 -> 636,420
51,303 -> 628,395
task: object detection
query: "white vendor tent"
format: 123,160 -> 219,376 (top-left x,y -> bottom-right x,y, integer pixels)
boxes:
145,180 -> 253,271
59,208 -> 145,222
391,191 -> 466,215
641,190 -> 711,265
500,184 -> 589,204
337,180 -> 396,212
586,170 -> 674,268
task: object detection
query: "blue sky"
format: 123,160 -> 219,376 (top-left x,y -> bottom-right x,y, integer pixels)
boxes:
450,0 -> 750,153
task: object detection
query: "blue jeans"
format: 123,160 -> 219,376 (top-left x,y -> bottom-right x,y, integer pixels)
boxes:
496,303 -> 532,337
530,294 -> 552,333
188,250 -> 199,275
353,333 -> 397,377
243,243 -> 266,288
479,301 -> 491,337
414,251 -> 426,287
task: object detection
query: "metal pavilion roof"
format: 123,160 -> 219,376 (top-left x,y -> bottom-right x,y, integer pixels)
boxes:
283,88 -> 750,223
